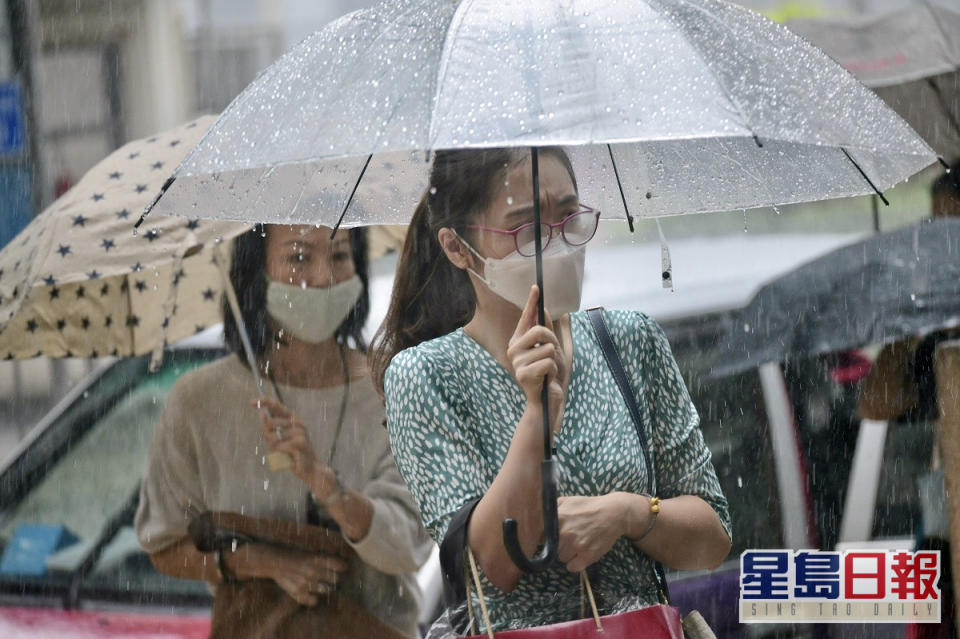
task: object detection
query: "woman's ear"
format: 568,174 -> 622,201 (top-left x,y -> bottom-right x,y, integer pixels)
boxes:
437,228 -> 472,270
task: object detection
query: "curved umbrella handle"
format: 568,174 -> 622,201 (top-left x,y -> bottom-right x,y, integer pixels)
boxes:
502,458 -> 559,573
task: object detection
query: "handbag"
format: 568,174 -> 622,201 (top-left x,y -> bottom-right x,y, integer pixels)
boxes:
188,511 -> 411,639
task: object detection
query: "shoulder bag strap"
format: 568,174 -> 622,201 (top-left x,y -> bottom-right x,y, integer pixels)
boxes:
439,497 -> 482,606
586,307 -> 671,603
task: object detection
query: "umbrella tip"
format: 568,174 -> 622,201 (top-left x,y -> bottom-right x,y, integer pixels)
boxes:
135,176 -> 177,230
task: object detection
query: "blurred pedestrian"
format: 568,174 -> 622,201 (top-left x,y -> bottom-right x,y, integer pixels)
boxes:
859,159 -> 960,422
858,159 -> 960,639
135,224 -> 432,638
932,161 -> 960,220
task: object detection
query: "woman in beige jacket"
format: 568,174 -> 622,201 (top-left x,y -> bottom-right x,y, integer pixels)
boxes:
135,224 -> 432,637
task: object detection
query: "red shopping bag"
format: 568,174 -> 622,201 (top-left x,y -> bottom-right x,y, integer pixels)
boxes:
463,602 -> 684,639
461,548 -> 685,639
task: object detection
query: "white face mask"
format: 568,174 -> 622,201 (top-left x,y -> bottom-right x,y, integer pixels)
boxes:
265,274 -> 363,344
454,231 -> 585,318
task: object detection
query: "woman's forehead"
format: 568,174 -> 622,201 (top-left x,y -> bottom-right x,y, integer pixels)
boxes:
266,224 -> 349,247
482,156 -> 577,223
504,154 -> 574,189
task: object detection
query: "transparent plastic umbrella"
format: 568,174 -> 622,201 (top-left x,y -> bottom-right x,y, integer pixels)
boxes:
743,0 -> 960,159
145,0 -> 937,232
142,0 -> 938,572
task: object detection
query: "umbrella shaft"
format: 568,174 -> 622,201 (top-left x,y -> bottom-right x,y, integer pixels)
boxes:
213,244 -> 264,393
531,147 -> 551,461
532,148 -> 545,327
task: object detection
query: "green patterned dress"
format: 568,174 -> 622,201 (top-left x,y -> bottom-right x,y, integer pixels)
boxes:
385,310 -> 731,632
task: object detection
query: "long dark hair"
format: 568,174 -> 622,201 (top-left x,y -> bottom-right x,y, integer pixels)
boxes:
371,146 -> 575,393
223,225 -> 371,361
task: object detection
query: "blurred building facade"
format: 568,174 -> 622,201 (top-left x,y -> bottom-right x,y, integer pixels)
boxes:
0,0 -> 374,458
1,0 -> 376,246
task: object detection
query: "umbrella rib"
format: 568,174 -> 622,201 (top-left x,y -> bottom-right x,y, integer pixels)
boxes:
330,154 -> 373,239
841,148 -> 889,206
426,0 -> 477,150
606,144 -> 635,232
651,0 -> 765,147
134,176 -> 176,229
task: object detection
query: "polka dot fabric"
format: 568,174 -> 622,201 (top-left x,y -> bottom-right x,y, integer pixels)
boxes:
385,309 -> 731,631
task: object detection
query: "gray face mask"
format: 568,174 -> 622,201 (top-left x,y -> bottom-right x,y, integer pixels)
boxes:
265,274 -> 363,344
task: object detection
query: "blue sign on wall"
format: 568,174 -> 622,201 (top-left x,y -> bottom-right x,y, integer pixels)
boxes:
0,82 -> 26,155
0,82 -> 32,248
0,165 -> 33,248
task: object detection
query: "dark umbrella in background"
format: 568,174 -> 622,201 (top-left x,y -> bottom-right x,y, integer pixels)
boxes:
710,217 -> 960,377
141,0 -> 936,572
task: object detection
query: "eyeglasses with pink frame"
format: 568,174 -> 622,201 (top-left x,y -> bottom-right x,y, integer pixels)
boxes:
466,204 -> 601,257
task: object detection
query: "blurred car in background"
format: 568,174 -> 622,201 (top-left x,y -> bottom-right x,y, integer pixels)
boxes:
0,334 -> 445,638
0,345 -> 220,638
1,233 -> 925,638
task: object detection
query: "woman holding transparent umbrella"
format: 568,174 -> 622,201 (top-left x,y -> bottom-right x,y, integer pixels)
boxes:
373,147 -> 732,634
135,224 -> 432,638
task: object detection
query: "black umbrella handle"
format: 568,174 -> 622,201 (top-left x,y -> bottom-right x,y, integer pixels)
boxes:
502,459 -> 558,573
531,146 -> 550,459
501,147 -> 559,573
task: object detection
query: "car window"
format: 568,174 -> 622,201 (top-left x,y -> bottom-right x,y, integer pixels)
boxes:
1,380 -> 169,543
0,351 -> 220,605
665,318 -> 783,557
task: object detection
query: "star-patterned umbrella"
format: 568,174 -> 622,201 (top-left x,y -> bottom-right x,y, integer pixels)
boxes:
0,116 -> 249,362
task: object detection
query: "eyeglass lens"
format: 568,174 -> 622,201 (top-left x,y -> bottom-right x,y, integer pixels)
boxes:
561,211 -> 598,245
515,211 -> 598,256
516,224 -> 552,256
